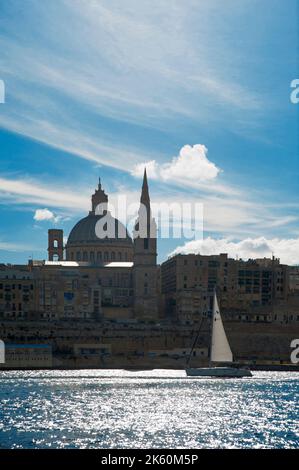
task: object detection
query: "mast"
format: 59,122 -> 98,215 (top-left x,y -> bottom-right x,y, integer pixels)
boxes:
209,290 -> 215,367
186,316 -> 204,367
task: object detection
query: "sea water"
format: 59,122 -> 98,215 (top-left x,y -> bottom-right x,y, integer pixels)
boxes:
0,370 -> 298,448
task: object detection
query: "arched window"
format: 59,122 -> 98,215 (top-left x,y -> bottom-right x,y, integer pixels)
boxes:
70,252 -> 74,261
83,252 -> 88,261
90,252 -> 95,262
118,252 -> 122,261
53,239 -> 59,248
53,254 -> 59,262
111,252 -> 115,261
77,252 -> 81,261
97,252 -> 102,262
104,252 -> 108,261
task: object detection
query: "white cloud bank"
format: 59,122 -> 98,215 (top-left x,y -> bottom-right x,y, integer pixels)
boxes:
132,144 -> 221,186
170,236 -> 299,265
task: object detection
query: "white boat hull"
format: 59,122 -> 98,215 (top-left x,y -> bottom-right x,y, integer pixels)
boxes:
186,367 -> 252,378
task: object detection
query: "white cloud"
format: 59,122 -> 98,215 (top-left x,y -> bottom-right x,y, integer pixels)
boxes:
131,144 -> 221,187
0,176 -> 89,212
33,208 -> 59,222
162,145 -> 220,181
131,160 -> 159,179
170,236 -> 299,265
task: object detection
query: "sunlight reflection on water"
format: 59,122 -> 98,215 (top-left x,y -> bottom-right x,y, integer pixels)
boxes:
0,370 -> 298,449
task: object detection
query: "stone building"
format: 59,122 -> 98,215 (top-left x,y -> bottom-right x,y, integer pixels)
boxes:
0,171 -> 158,322
161,253 -> 291,324
0,265 -> 35,320
1,172 -> 299,328
288,266 -> 299,292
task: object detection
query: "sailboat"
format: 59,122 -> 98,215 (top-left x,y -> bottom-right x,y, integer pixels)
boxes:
186,291 -> 252,378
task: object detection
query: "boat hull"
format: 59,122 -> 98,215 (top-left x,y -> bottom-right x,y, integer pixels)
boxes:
186,367 -> 252,378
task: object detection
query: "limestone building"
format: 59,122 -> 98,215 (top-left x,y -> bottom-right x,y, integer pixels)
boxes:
1,172 -> 299,328
161,253 -> 290,325
0,171 -> 158,322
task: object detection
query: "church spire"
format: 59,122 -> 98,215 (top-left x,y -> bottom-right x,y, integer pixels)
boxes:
135,167 -> 156,239
140,168 -> 150,208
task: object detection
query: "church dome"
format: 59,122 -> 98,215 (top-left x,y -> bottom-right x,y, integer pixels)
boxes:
65,179 -> 133,263
67,213 -> 132,246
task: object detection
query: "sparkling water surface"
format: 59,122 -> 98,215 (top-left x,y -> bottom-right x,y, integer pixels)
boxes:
0,370 -> 298,449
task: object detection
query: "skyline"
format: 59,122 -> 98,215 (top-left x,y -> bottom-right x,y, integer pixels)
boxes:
0,0 -> 298,264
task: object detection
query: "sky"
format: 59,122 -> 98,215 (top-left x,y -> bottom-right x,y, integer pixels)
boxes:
0,0 -> 298,264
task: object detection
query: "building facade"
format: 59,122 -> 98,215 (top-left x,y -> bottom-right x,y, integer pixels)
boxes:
161,253 -> 293,325
0,171 -> 158,322
1,174 -> 299,327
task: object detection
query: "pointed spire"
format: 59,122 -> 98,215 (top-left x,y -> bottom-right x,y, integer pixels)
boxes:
140,168 -> 150,207
134,167 -> 157,239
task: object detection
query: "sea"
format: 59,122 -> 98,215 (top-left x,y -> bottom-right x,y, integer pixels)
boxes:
0,370 -> 298,449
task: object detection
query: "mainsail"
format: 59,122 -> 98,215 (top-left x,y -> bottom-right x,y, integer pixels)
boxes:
210,292 -> 233,363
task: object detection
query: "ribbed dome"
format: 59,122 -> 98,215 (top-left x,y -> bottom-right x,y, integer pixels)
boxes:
67,213 -> 132,246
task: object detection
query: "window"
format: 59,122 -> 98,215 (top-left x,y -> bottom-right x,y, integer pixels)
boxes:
144,238 -> 149,250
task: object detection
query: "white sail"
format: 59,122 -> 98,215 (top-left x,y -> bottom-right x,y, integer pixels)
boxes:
210,292 -> 233,363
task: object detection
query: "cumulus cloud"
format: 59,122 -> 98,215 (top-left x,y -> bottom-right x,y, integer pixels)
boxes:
170,236 -> 299,265
131,144 -> 221,185
33,208 -> 60,223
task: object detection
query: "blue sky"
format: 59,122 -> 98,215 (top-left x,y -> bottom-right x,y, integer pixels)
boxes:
0,0 -> 298,264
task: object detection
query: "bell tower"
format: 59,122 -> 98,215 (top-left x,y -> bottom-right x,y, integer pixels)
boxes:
48,229 -> 64,261
133,169 -> 158,319
90,178 -> 108,215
